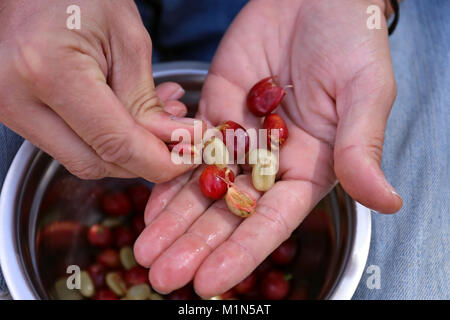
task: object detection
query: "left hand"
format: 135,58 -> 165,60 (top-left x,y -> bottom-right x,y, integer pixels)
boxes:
134,0 -> 402,297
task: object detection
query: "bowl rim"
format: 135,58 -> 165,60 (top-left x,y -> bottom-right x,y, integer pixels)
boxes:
0,62 -> 371,300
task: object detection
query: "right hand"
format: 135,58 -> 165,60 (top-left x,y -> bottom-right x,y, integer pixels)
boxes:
0,0 -> 202,182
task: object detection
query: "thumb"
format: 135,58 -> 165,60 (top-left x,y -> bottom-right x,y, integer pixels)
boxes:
334,76 -> 402,214
109,28 -> 203,142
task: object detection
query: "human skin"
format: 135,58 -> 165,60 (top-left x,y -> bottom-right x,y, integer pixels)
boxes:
134,0 -> 403,297
0,0 -> 204,183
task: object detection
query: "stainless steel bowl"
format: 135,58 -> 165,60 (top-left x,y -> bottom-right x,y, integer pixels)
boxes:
0,62 -> 371,300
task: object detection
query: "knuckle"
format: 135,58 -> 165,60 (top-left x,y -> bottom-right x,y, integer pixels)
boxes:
13,35 -> 49,84
127,25 -> 152,58
151,170 -> 175,184
91,131 -> 133,165
128,83 -> 161,118
65,158 -> 107,180
256,202 -> 291,239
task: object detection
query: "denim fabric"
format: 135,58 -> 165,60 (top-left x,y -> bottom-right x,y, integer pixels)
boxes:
353,0 -> 450,299
0,0 -> 448,298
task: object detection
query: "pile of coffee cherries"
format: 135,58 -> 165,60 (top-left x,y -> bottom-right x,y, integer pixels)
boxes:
42,180 -> 330,300
197,77 -> 289,217
45,184 -> 158,300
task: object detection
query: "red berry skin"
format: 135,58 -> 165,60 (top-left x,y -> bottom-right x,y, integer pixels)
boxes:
234,272 -> 257,294
220,289 -> 237,300
247,77 -> 286,117
101,191 -> 132,217
96,248 -> 121,269
114,226 -> 136,247
87,224 -> 113,248
218,121 -> 249,162
255,259 -> 272,277
270,238 -> 298,265
261,270 -> 290,300
127,184 -> 151,213
92,288 -> 119,300
37,221 -> 86,252
263,113 -> 289,149
167,142 -> 195,159
168,284 -> 196,300
124,266 -> 148,287
199,165 -> 235,200
131,214 -> 146,234
87,263 -> 107,288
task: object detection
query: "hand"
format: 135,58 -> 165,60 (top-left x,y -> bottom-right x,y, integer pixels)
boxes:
134,0 -> 402,297
0,0 -> 202,183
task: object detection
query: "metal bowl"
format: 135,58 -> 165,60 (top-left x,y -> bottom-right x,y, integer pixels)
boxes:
0,62 -> 371,300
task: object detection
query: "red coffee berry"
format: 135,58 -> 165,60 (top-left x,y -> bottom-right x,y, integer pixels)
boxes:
217,120 -> 249,162
101,191 -> 132,217
261,270 -> 290,300
124,265 -> 148,287
114,226 -> 136,247
167,142 -> 196,160
199,165 -> 235,200
92,288 -> 119,300
270,238 -> 298,265
87,224 -> 113,248
234,272 -> 257,294
87,263 -> 107,288
168,284 -> 195,300
263,113 -> 289,149
37,221 -> 86,252
126,184 -> 151,213
131,214 -> 146,234
96,248 -> 121,269
220,289 -> 237,300
247,77 -> 286,117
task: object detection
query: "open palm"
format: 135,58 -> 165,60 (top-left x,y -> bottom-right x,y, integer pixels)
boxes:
134,0 -> 402,297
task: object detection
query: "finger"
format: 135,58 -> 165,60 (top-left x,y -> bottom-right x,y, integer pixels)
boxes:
25,47 -> 197,183
155,82 -> 185,102
334,69 -> 402,213
144,169 -> 194,225
194,180 -> 327,297
0,99 -> 135,180
107,27 -> 204,142
134,166 -> 213,267
149,175 -> 260,294
163,100 -> 188,118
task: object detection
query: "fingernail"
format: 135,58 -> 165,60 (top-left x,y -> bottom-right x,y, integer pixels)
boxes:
170,115 -> 197,126
391,189 -> 403,202
168,87 -> 185,100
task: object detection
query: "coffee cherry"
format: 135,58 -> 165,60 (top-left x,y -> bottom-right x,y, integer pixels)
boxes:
114,226 -> 136,247
101,191 -> 132,217
96,248 -> 121,269
263,113 -> 289,149
261,270 -> 290,300
126,184 -> 151,213
124,265 -> 149,287
234,272 -> 257,294
92,288 -> 119,300
270,238 -> 298,265
217,120 -> 249,163
247,77 -> 286,116
87,263 -> 107,288
199,165 -> 235,200
88,224 -> 113,248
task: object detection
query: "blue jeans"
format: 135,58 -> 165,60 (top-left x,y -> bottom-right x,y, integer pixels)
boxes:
1,0 -> 448,299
